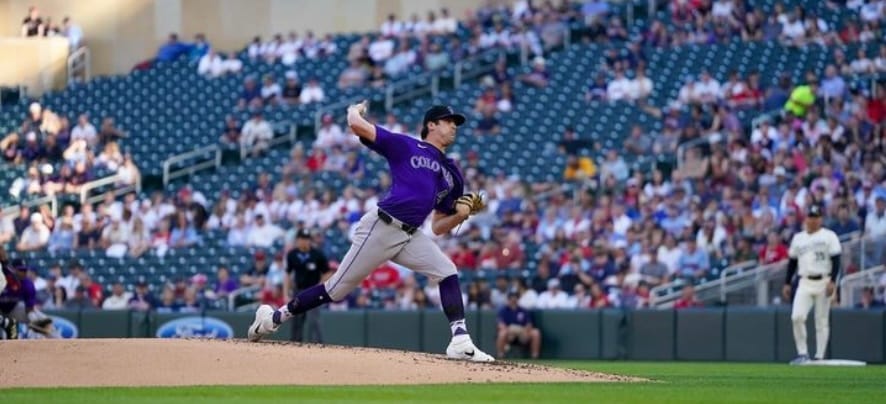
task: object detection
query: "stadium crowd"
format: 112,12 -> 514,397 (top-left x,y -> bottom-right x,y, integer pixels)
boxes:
2,0 -> 885,315
1,102 -> 141,201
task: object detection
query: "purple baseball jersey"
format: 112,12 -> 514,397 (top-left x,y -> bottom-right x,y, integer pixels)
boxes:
361,125 -> 465,227
0,267 -> 37,313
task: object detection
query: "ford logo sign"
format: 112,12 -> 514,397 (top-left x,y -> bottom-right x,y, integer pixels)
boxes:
51,315 -> 78,339
156,316 -> 234,339
17,315 -> 78,339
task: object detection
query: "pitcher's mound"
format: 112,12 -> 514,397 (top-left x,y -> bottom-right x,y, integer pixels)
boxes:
0,339 -> 633,387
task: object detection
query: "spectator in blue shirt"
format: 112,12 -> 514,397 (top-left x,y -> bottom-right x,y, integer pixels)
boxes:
170,211 -> 200,248
47,218 -> 75,253
586,73 -> 608,101
660,204 -> 689,236
237,76 -> 262,109
127,281 -> 157,311
496,292 -> 541,359
856,287 -> 884,309
828,204 -> 860,237
582,252 -> 616,286
156,33 -> 193,63
676,239 -> 710,280
213,266 -> 239,301
155,287 -> 181,313
189,33 -> 210,61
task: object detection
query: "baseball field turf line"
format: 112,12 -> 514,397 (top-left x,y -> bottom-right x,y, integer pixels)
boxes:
3,362 -> 885,403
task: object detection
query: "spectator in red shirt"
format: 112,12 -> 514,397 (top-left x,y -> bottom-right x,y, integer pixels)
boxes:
496,233 -> 525,269
758,232 -> 789,265
589,283 -> 612,309
79,273 -> 103,307
306,149 -> 327,172
450,242 -> 477,270
673,284 -> 703,309
360,262 -> 401,290
866,85 -> 884,123
261,284 -> 287,308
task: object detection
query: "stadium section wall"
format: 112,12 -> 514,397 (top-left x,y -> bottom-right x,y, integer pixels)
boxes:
0,0 -> 504,77
0,37 -> 68,95
39,308 -> 886,363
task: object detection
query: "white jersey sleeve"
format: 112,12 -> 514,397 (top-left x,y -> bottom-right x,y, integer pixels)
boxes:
788,234 -> 800,258
827,229 -> 842,256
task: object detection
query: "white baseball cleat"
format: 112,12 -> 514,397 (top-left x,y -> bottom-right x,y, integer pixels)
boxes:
446,334 -> 495,362
247,304 -> 279,342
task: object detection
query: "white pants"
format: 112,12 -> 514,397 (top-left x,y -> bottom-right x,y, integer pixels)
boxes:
791,277 -> 830,359
323,210 -> 457,301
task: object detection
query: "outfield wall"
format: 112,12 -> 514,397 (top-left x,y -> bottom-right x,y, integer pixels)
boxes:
40,308 -> 886,363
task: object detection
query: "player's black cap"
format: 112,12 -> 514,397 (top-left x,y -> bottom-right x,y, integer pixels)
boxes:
807,203 -> 823,218
296,229 -> 312,239
421,105 -> 466,138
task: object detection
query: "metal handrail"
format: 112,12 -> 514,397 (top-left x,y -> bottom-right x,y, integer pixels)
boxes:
240,121 -> 298,160
384,70 -> 440,111
162,144 -> 221,185
839,265 -> 885,308
79,173 -> 141,205
454,49 -> 504,88
228,285 -> 261,311
240,121 -> 297,159
718,260 -> 784,305
1,194 -> 58,219
161,122 -> 297,187
315,97 -> 363,133
674,133 -> 718,170
66,46 -> 90,84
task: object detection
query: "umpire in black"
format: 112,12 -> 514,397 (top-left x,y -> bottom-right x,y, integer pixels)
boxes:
285,228 -> 330,342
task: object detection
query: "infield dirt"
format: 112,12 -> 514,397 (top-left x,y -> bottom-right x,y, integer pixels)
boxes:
0,339 -> 634,387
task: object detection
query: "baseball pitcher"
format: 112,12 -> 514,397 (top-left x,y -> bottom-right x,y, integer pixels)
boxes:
248,101 -> 494,362
782,203 -> 842,364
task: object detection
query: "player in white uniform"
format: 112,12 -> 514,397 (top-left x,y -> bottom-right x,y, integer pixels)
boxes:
782,203 -> 842,364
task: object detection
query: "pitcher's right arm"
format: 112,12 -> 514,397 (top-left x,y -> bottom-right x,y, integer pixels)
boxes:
347,100 -> 376,142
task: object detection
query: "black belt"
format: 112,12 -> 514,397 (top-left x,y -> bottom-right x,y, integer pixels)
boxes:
378,209 -> 418,235
804,274 -> 824,280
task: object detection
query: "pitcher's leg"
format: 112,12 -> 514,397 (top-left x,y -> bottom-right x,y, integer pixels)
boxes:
391,234 -> 463,331
274,213 -> 405,326
393,233 -> 494,362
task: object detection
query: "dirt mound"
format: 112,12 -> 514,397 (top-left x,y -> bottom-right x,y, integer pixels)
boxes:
0,339 -> 633,387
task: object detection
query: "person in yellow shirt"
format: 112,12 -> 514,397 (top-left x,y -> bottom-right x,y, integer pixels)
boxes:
563,155 -> 597,180
784,81 -> 818,117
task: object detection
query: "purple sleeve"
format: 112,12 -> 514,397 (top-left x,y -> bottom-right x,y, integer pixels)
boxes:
21,278 -> 37,310
360,125 -> 411,161
434,161 -> 465,215
435,192 -> 459,215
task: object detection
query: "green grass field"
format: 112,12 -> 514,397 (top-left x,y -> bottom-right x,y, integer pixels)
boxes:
4,361 -> 885,403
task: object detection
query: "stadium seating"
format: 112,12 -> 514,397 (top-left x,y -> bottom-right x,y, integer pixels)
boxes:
2,0 -> 879,308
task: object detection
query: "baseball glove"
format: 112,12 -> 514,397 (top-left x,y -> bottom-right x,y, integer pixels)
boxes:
455,192 -> 487,215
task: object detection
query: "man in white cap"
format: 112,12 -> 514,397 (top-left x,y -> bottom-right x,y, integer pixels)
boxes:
535,278 -> 570,309
101,211 -> 130,258
16,213 -> 50,252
